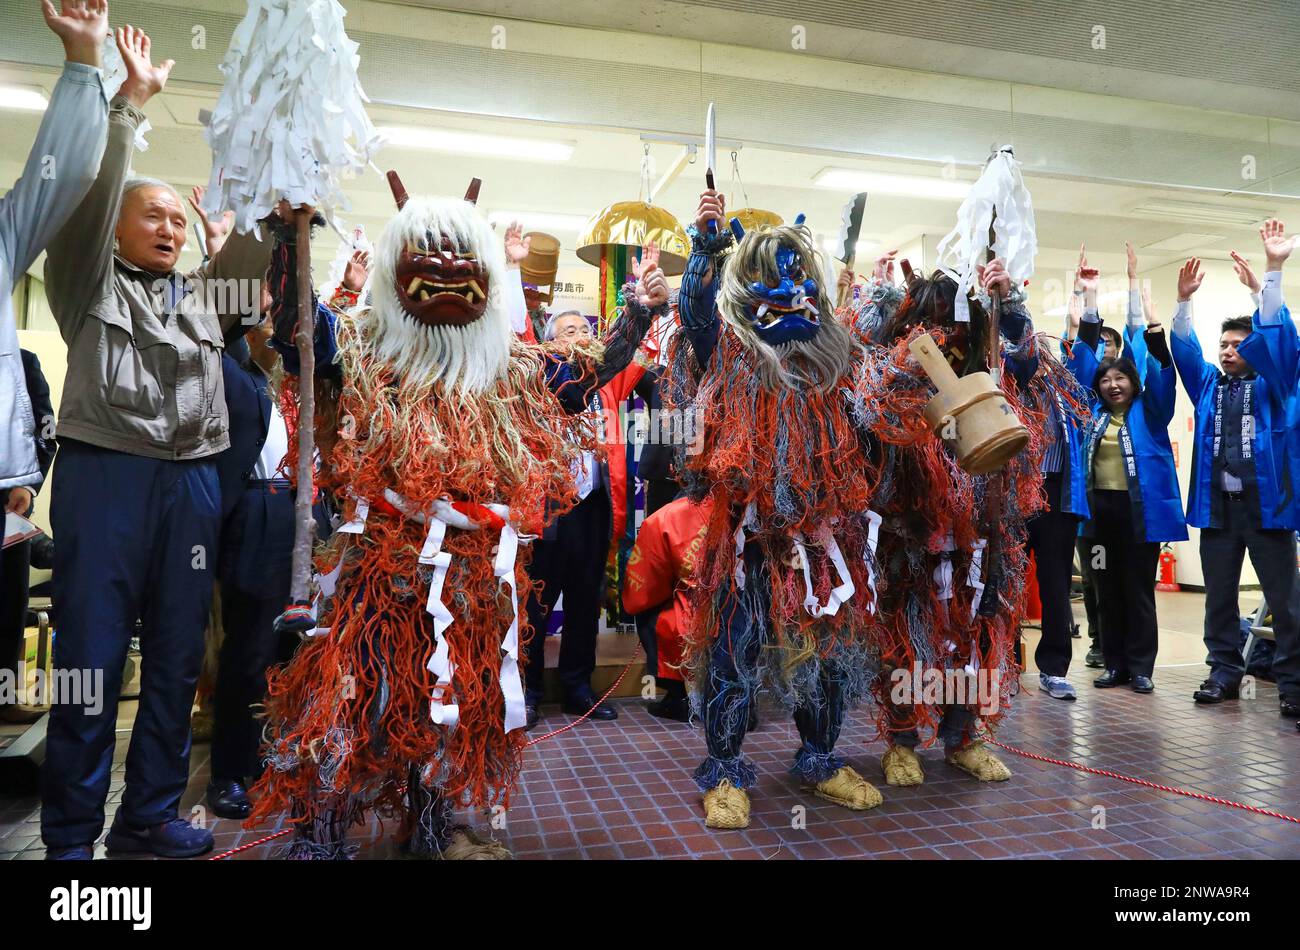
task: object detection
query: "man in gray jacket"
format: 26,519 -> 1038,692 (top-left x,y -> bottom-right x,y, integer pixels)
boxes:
0,1 -> 108,493
39,23 -> 277,861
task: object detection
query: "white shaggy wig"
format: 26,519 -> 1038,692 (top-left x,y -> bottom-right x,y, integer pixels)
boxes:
359,194 -> 512,393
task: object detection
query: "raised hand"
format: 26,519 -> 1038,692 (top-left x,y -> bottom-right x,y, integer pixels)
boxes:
1066,287 -> 1082,339
632,241 -> 668,308
695,189 -> 725,233
873,248 -> 899,283
1075,244 -> 1099,294
115,24 -> 174,108
1229,250 -> 1261,294
1125,241 -> 1138,281
42,0 -> 108,67
503,220 -> 530,265
342,249 -> 370,292
1141,282 -> 1160,328
1177,257 -> 1204,302
1261,218 -> 1295,271
188,185 -> 233,257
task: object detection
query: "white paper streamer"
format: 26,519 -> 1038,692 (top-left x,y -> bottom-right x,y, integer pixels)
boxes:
202,0 -> 384,235
863,510 -> 882,614
793,527 -> 856,618
302,552 -> 346,638
324,488 -> 531,731
337,495 -> 368,533
487,503 -> 531,734
967,538 -> 988,621
934,146 -> 1037,322
732,501 -> 758,589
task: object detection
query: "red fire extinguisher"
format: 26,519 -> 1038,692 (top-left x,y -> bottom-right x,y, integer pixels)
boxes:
1156,544 -> 1179,592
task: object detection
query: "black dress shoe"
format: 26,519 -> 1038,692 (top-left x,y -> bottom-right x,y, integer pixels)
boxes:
562,690 -> 617,721
206,779 -> 252,820
1280,698 -> 1300,719
648,690 -> 690,722
1193,679 -> 1239,704
525,703 -> 540,731
1131,675 -> 1154,694
1093,669 -> 1132,688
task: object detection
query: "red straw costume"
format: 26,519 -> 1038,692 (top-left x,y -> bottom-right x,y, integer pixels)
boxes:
248,177 -> 659,858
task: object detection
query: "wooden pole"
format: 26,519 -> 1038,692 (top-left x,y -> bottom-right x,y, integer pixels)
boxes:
982,212 -> 1003,626
986,214 -> 1000,382
289,207 -> 317,605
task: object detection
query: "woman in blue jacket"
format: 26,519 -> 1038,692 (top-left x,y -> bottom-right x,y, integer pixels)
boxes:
1080,321 -> 1187,694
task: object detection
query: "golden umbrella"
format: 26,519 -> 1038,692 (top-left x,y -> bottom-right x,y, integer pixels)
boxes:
576,200 -> 690,277
729,207 -> 783,233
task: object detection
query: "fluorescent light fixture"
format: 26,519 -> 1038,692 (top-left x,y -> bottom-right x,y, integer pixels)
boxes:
487,210 -> 589,233
0,85 -> 48,112
379,125 -> 573,162
814,167 -> 970,200
1143,232 -> 1223,252
1130,200 -> 1269,229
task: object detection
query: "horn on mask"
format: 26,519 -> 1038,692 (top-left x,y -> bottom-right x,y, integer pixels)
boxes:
464,178 -> 482,205
387,170 -> 409,210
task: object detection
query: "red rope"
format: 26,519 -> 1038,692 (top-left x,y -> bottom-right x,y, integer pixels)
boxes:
524,643 -> 640,747
209,829 -> 292,860
211,644 -> 642,858
984,737 -> 1300,825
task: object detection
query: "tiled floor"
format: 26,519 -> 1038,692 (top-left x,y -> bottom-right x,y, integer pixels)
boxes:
3,591 -> 1298,860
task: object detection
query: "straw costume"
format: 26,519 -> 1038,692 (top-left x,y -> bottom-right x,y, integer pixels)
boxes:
665,206 -> 912,830
848,267 -> 1088,785
247,174 -> 661,858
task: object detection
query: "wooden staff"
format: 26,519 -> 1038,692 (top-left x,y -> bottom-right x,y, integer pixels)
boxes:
289,206 -> 317,608
986,214 -> 1000,380
981,212 -> 1004,623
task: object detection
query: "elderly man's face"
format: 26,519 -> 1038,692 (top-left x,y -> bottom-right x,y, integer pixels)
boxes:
115,186 -> 188,274
552,313 -> 592,346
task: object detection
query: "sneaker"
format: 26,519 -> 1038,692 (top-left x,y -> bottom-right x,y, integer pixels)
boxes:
1084,644 -> 1104,669
44,844 -> 93,860
1039,674 -> 1077,701
105,817 -> 213,859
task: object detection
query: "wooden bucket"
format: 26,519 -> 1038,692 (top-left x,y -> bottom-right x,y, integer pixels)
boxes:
908,333 -> 1030,475
520,232 -> 561,304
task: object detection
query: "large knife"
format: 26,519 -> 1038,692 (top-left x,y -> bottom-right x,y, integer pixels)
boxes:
837,191 -> 868,268
704,101 -> 718,235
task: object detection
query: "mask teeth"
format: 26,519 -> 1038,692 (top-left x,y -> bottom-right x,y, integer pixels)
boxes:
729,218 -> 746,241
756,302 -> 770,320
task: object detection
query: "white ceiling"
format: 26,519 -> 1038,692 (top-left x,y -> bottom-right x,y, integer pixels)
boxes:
2,0 -> 1297,298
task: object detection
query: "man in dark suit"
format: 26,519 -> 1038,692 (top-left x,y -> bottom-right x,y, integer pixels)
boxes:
523,310 -> 620,729
0,350 -> 56,723
205,280 -> 295,819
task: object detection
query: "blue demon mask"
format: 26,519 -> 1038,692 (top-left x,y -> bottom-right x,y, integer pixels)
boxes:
746,242 -> 821,345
